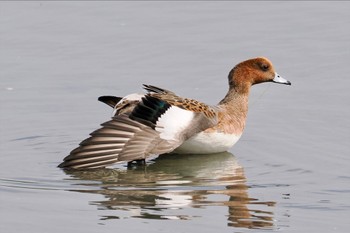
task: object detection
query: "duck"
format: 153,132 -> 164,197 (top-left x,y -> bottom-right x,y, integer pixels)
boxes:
58,57 -> 291,169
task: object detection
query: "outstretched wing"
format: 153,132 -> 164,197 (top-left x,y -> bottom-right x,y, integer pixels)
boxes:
58,114 -> 162,169
59,85 -> 217,170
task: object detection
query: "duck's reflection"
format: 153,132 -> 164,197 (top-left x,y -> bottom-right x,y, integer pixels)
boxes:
64,152 -> 275,229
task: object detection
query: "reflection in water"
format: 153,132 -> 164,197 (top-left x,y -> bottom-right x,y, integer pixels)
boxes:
64,152 -> 275,229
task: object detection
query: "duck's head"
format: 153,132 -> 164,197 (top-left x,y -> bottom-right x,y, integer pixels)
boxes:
228,57 -> 291,93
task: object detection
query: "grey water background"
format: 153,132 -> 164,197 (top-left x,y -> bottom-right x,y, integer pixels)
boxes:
0,1 -> 349,233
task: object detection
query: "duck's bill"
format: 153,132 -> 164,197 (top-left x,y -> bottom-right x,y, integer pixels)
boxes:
273,72 -> 291,85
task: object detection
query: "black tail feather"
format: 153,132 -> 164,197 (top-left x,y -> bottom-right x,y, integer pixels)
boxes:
98,96 -> 122,108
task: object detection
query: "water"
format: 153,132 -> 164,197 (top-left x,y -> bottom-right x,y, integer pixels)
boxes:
1,2 -> 349,233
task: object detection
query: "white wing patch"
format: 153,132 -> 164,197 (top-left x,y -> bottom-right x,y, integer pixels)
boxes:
155,106 -> 194,141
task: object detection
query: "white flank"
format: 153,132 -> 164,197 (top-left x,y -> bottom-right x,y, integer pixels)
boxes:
174,131 -> 242,154
156,106 -> 194,141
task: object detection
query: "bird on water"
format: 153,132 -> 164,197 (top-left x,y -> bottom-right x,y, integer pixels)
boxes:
58,57 -> 291,170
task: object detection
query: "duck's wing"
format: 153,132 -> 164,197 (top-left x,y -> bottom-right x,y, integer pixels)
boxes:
58,85 -> 218,170
58,114 -> 165,169
143,84 -> 216,118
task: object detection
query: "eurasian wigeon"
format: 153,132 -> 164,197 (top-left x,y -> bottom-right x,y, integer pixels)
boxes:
59,57 -> 291,169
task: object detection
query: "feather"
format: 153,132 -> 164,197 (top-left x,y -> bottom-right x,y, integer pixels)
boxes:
58,115 -> 158,169
59,85 -> 218,170
98,96 -> 122,108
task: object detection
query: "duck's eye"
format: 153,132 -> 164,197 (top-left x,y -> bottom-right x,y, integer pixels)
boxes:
261,64 -> 269,71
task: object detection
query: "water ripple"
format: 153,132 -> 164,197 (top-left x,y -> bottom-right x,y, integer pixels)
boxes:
0,152 -> 277,230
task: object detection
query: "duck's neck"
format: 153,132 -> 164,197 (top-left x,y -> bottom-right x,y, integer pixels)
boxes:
215,87 -> 250,135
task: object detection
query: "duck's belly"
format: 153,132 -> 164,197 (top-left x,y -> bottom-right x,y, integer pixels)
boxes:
173,131 -> 242,154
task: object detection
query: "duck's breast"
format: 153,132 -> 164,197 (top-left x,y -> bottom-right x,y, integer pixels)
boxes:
173,131 -> 241,154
